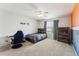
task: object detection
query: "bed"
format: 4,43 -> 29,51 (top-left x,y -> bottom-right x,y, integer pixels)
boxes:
25,33 -> 47,43
25,28 -> 47,43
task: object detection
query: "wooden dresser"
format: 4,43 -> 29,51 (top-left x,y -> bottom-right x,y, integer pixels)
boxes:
58,27 -> 71,44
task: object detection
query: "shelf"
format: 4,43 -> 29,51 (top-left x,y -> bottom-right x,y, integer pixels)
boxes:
58,33 -> 69,36
58,36 -> 69,39
58,27 -> 71,44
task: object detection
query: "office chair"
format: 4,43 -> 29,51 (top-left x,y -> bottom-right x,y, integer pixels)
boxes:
11,30 -> 24,49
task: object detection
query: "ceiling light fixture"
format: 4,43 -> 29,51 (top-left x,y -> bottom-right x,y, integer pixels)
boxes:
36,11 -> 48,17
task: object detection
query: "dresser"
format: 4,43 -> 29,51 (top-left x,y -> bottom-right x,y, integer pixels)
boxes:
58,27 -> 71,44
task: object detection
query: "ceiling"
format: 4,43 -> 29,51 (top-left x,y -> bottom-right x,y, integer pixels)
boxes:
0,3 -> 76,20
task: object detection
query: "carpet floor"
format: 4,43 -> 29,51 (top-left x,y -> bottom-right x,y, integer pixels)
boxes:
0,39 -> 75,56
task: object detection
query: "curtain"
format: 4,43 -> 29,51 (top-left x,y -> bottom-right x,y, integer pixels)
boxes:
44,21 -> 47,33
53,20 -> 59,40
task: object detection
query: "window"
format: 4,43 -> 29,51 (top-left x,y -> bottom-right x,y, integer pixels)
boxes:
47,21 -> 53,32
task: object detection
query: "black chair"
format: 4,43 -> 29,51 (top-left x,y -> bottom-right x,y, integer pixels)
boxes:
11,30 -> 24,49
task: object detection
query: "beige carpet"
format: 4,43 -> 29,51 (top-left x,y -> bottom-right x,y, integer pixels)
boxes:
0,40 -> 33,52
0,39 -> 75,56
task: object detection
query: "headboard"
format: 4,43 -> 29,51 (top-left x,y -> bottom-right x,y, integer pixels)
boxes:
38,28 -> 46,33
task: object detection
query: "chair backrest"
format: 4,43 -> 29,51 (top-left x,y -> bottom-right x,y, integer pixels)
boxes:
13,30 -> 24,44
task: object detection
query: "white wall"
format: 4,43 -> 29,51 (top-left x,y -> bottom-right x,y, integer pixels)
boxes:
0,9 -> 38,47
58,15 -> 71,27
37,15 -> 71,35
37,21 -> 44,28
38,15 -> 71,28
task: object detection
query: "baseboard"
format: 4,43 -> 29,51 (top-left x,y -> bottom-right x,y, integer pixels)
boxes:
71,44 -> 78,56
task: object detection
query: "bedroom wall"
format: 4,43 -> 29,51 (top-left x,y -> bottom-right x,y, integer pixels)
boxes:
38,15 -> 71,28
71,4 -> 79,27
0,9 -> 38,47
37,21 -> 44,28
58,15 -> 71,27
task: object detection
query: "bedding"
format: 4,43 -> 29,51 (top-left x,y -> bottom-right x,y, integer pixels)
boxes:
25,33 -> 47,43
